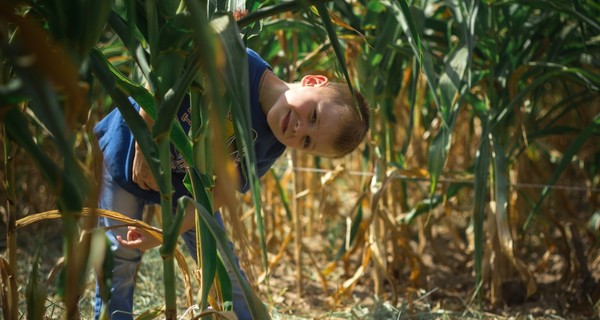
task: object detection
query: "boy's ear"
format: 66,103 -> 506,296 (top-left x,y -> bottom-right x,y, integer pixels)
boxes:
301,75 -> 329,87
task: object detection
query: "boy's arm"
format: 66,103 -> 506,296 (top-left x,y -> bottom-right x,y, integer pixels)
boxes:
179,183 -> 225,232
118,182 -> 226,251
132,108 -> 159,191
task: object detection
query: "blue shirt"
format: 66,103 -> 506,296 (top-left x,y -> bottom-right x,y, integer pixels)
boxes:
94,48 -> 286,203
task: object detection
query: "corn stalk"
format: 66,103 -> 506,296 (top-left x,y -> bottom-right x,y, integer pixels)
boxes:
1,1 -> 110,317
248,0 -> 600,308
2,0 -> 600,318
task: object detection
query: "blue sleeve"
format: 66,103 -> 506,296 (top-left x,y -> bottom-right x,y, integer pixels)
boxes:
246,48 -> 271,74
235,48 -> 278,193
237,151 -> 283,194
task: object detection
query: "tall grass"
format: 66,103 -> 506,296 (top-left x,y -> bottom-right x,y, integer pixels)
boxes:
1,0 -> 599,319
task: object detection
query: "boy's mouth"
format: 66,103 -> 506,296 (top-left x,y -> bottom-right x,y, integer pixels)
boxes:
281,111 -> 291,135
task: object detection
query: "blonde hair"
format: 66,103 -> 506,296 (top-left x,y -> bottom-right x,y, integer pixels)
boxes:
319,83 -> 370,158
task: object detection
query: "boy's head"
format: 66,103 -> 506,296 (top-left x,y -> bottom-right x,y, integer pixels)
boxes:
266,75 -> 370,158
318,82 -> 370,158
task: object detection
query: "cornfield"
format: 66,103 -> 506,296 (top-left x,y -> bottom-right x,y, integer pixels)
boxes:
1,0 -> 599,319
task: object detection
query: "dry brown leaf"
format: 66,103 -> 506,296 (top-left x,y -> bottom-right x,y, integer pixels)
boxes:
16,208 -> 196,309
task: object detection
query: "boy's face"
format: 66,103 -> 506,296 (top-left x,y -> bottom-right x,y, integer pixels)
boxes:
267,83 -> 342,158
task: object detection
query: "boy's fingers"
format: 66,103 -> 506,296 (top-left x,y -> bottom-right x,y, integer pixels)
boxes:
116,235 -> 129,246
147,179 -> 158,191
128,231 -> 141,241
133,173 -> 158,191
138,179 -> 152,190
116,235 -> 144,250
132,173 -> 145,189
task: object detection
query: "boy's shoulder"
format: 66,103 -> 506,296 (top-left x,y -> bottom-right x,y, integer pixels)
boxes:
246,48 -> 271,75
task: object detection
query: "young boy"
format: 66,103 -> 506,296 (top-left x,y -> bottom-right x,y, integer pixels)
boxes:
93,48 -> 369,320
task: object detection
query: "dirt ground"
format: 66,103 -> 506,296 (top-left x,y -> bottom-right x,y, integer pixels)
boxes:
5,219 -> 600,319
256,231 -> 600,320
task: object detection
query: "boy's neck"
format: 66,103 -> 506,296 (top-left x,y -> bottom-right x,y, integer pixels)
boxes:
258,71 -> 298,115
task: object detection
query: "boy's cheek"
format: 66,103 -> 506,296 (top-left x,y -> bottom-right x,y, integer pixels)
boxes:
279,139 -> 295,150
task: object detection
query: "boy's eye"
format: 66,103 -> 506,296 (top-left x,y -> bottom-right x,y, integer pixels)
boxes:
303,136 -> 311,149
311,110 -> 317,124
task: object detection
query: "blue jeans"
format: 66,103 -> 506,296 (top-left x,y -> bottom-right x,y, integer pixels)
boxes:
94,168 -> 251,319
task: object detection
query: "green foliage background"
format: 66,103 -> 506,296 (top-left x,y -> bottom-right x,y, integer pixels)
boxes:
1,0 -> 599,319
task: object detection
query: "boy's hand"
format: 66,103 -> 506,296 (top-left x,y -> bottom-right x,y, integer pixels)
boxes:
117,226 -> 162,251
132,143 -> 159,191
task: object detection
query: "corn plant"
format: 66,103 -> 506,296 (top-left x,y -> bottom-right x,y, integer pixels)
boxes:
1,1 -> 110,318
244,0 -> 599,312
0,0 -> 370,319
2,0 -> 600,319
1,0 -> 269,318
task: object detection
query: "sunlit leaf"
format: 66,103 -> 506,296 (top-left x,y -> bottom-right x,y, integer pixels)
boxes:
472,117 -> 490,303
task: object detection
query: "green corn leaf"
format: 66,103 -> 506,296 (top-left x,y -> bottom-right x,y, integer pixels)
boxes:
185,196 -> 271,319
182,3 -> 228,312
315,2 -> 359,113
189,90 -> 210,172
92,54 -> 175,307
107,11 -> 151,81
3,107 -> 82,211
157,0 -> 179,17
420,50 -> 441,107
490,130 -> 511,255
76,0 -> 111,60
524,112 -> 600,230
135,307 -> 164,320
93,232 -> 114,320
402,183 -> 464,224
1,14 -> 89,208
89,47 -> 193,166
152,47 -> 201,145
438,46 -> 469,118
400,60 -> 419,155
334,199 -> 364,260
26,246 -> 46,320
89,48 -> 165,191
211,12 -> 271,282
190,167 -> 218,314
391,0 -> 422,66
157,13 -> 194,51
184,0 -> 226,149
472,116 -> 490,303
161,196 -> 190,256
270,169 -> 293,222
156,141 -> 176,318
260,19 -> 327,42
428,127 -> 450,196
372,13 -> 400,67
422,0 -> 476,199
377,0 -> 433,105
90,46 -> 154,114
41,0 -> 106,63
154,48 -> 186,98
427,44 -> 470,196
216,258 -> 233,311
7,84 -> 86,211
518,0 -> 600,33
588,211 -> 600,241
238,0 -> 316,28
146,1 -> 160,69
493,67 -> 600,130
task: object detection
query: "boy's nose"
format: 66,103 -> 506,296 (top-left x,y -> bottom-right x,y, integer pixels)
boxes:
294,120 -> 305,135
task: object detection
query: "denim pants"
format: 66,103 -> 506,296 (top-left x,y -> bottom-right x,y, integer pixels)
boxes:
94,168 -> 251,319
